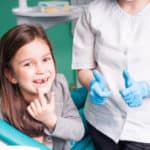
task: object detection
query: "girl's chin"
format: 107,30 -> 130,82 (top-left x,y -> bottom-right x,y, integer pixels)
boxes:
35,87 -> 51,94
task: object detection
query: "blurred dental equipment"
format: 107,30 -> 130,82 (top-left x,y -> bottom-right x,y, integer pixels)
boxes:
18,0 -> 28,10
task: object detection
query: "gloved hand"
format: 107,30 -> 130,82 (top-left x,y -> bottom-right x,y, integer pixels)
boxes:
119,69 -> 150,107
90,70 -> 111,105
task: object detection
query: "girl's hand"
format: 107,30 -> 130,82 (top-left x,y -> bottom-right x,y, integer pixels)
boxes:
27,89 -> 57,130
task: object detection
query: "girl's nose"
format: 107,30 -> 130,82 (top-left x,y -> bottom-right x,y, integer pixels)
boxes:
36,63 -> 45,74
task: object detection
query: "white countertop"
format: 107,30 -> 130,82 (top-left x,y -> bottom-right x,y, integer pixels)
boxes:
12,6 -> 84,28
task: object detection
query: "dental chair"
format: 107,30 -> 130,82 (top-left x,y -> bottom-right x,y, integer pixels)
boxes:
0,87 -> 95,150
0,118 -> 49,150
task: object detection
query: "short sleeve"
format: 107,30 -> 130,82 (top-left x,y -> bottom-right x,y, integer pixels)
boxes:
72,8 -> 95,69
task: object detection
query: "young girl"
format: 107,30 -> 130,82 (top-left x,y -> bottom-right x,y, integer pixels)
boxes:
0,24 -> 84,150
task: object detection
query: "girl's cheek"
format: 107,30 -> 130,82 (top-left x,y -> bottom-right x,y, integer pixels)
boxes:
20,70 -> 34,79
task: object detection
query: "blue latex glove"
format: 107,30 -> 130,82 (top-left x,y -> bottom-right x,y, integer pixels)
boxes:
119,69 -> 150,107
90,70 -> 111,105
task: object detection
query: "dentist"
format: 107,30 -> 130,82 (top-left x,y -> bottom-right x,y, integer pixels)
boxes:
72,0 -> 150,149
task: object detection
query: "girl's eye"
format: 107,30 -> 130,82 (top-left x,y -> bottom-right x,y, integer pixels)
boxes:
43,57 -> 52,62
23,62 -> 33,67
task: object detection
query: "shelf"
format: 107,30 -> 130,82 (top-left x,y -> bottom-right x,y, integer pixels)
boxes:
12,6 -> 83,29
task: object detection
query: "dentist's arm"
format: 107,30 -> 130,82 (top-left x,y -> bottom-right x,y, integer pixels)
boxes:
78,69 -> 93,89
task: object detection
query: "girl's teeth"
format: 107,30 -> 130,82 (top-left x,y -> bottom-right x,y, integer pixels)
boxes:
34,78 -> 47,84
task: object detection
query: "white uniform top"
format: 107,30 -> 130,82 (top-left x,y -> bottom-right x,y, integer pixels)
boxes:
72,0 -> 150,143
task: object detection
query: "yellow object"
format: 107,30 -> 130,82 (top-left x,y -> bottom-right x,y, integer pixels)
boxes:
44,7 -> 59,13
39,1 -> 70,13
63,4 -> 70,11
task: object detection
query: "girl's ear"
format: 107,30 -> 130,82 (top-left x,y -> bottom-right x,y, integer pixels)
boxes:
4,68 -> 17,84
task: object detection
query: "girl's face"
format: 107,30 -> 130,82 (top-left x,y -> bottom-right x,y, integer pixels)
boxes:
6,38 -> 55,102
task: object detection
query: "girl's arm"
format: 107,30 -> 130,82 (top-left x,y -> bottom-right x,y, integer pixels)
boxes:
45,74 -> 85,141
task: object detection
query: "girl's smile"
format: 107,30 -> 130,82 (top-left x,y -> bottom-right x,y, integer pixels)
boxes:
33,77 -> 49,87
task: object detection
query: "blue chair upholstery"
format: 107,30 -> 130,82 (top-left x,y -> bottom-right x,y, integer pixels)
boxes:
71,87 -> 95,150
0,118 -> 50,150
71,87 -> 87,110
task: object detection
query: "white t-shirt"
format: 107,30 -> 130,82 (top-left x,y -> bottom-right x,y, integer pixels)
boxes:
72,0 -> 150,143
